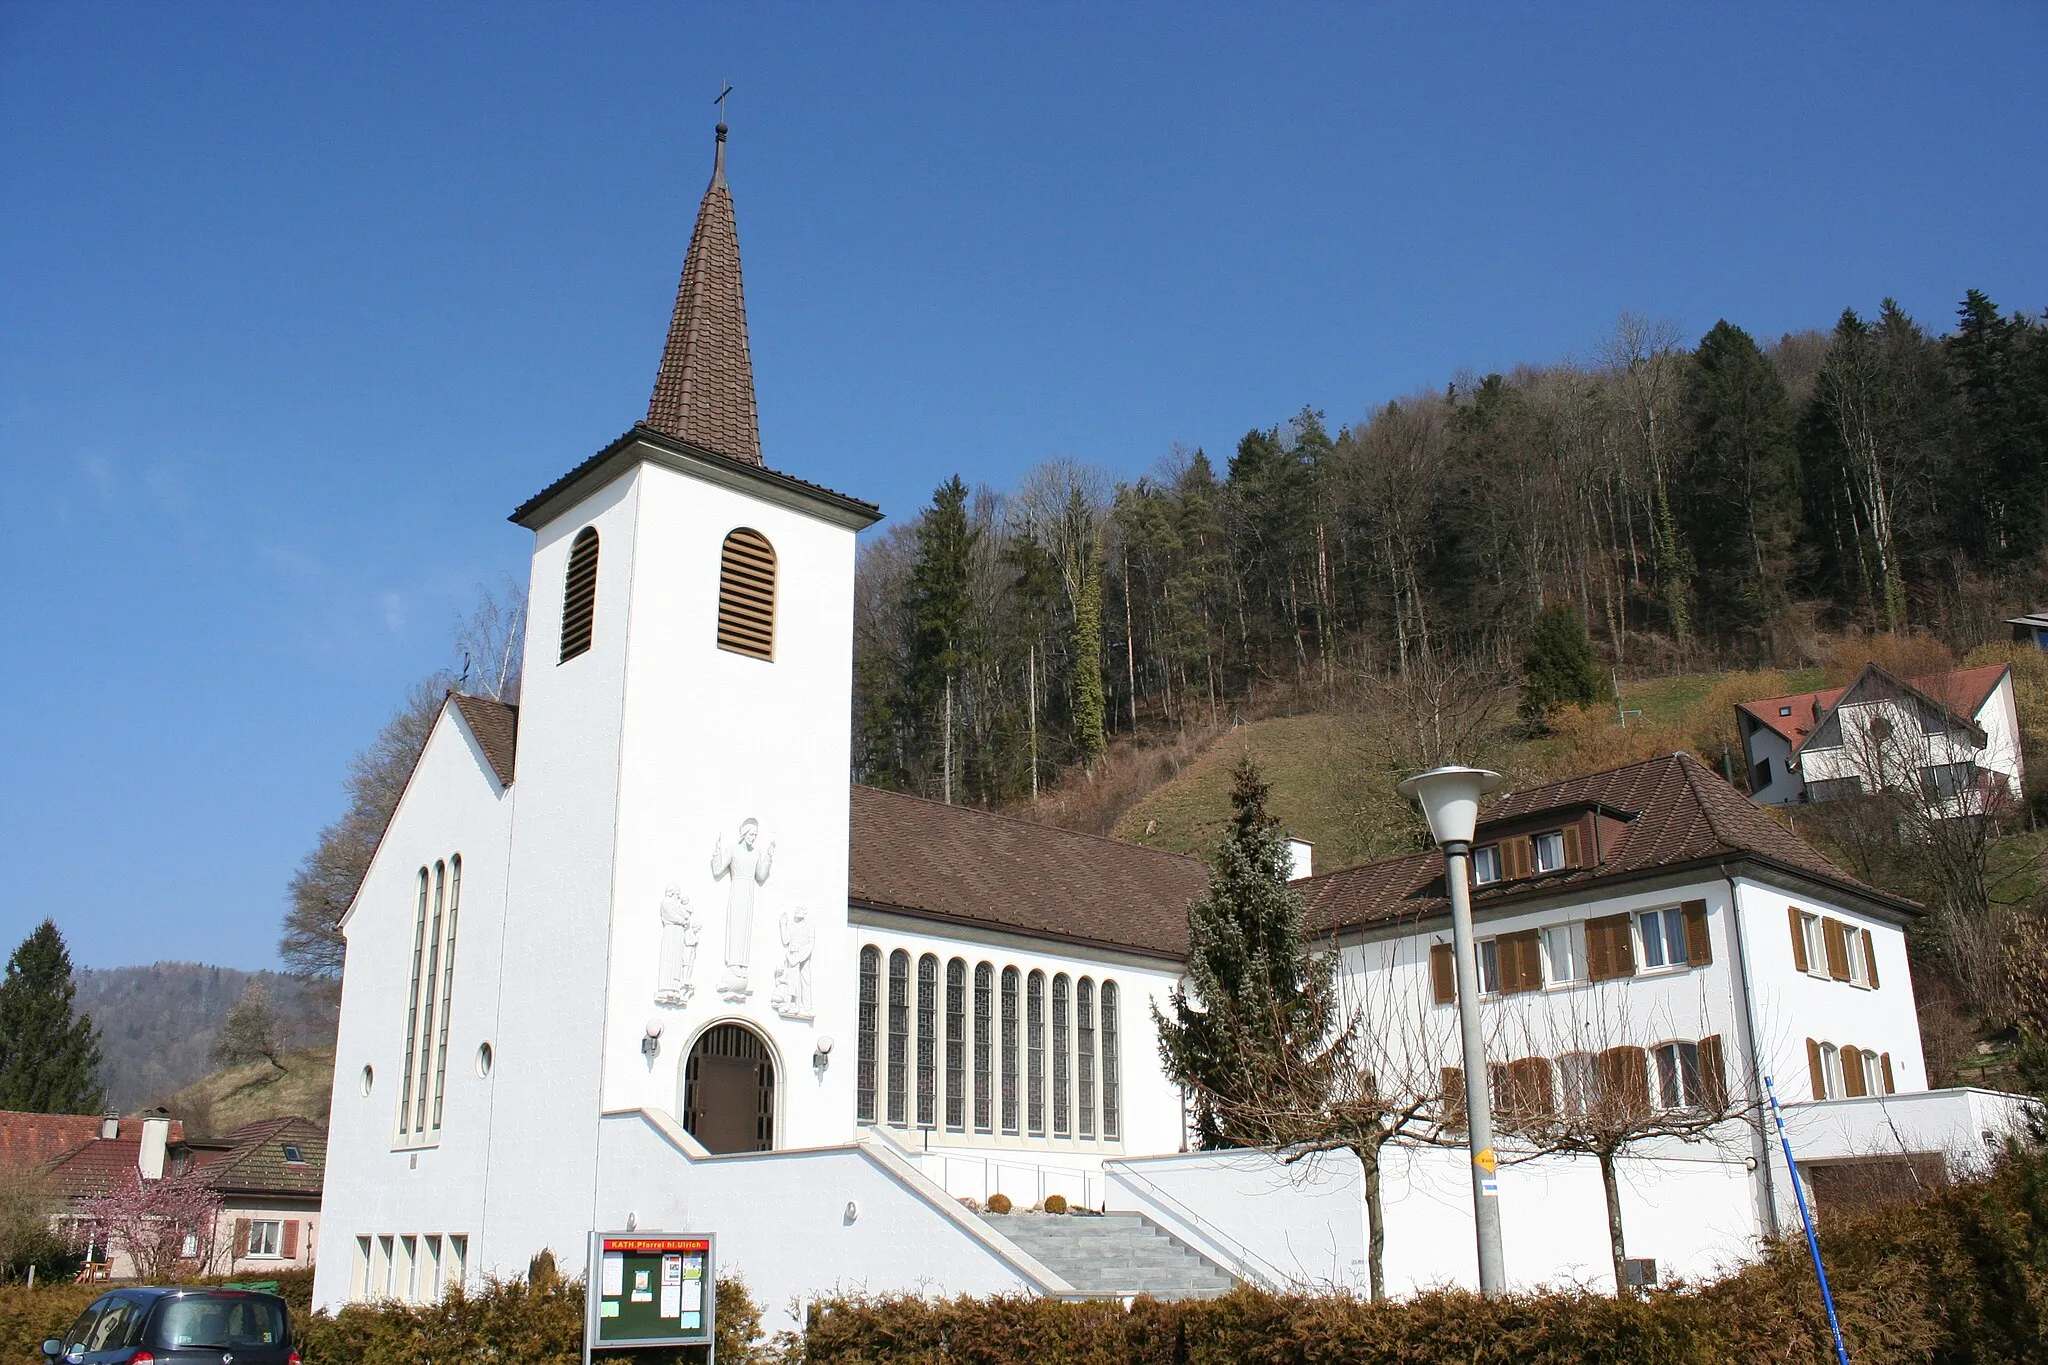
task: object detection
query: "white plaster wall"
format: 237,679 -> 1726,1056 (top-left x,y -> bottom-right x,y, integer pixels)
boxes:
313,704 -> 515,1309
847,914 -> 1187,1165
600,460 -> 861,1148
595,1113 -> 1046,1334
1978,673 -> 2025,792
1108,1149 -> 1365,1290
475,472 -> 643,1281
1741,725 -> 1805,805
1732,878 -> 1926,1101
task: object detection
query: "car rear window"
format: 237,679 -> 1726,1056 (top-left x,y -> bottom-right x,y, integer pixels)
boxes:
150,1295 -> 288,1349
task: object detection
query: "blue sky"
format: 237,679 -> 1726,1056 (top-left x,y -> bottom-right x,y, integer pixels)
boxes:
3,3 -> 2044,970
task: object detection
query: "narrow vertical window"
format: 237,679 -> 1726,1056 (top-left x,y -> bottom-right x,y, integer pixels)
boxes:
945,958 -> 967,1131
886,950 -> 909,1126
1077,977 -> 1096,1140
1000,967 -> 1020,1134
856,947 -> 879,1124
973,962 -> 993,1133
1101,980 -> 1121,1140
559,526 -> 599,662
1051,973 -> 1071,1138
916,954 -> 938,1128
716,528 -> 777,660
412,861 -> 447,1134
1027,970 -> 1046,1136
398,868 -> 428,1138
430,855 -> 461,1130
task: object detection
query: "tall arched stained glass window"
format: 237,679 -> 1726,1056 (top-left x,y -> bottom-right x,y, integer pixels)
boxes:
886,950 -> 910,1126
856,947 -> 880,1124
916,954 -> 939,1129
1101,980 -> 1121,1140
1051,974 -> 1071,1139
1026,970 -> 1046,1137
945,958 -> 967,1131
1000,967 -> 1021,1135
1077,977 -> 1096,1141
973,963 -> 994,1133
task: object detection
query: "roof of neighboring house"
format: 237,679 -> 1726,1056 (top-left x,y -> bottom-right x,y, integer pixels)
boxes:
1293,750 -> 1918,934
193,1116 -> 325,1198
2005,611 -> 2048,631
451,694 -> 518,787
1736,663 -> 2008,753
2,1114 -> 189,1191
849,785 -> 1209,959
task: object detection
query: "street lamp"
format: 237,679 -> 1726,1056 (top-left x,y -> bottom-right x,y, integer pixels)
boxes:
1396,764 -> 1507,1296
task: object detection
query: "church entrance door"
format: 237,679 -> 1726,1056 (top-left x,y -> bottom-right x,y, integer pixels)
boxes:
682,1022 -> 775,1153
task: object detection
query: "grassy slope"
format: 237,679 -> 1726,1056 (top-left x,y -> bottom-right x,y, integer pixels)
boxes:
155,1046 -> 335,1136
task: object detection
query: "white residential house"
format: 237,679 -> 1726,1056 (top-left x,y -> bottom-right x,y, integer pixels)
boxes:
1735,663 -> 2023,816
311,123 -> 2035,1325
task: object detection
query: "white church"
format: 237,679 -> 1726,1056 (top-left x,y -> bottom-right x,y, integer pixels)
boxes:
313,125 -> 2035,1322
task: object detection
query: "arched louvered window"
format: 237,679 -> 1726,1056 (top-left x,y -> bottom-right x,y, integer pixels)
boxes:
716,528 -> 776,660
1026,970 -> 1046,1137
559,527 -> 600,662
1101,980 -> 1121,1140
1077,977 -> 1096,1140
973,963 -> 994,1133
886,950 -> 909,1126
856,946 -> 880,1124
945,958 -> 967,1132
916,954 -> 939,1128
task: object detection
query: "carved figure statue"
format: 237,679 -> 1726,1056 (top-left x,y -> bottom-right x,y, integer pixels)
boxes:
771,906 -> 817,1020
710,818 -> 774,1001
653,887 -> 699,1007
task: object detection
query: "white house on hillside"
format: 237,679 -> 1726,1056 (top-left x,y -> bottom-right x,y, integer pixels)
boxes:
312,124 -> 2035,1324
1736,663 -> 2023,815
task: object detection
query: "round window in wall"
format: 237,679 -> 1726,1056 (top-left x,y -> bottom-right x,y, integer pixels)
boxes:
360,1064 -> 375,1096
476,1042 -> 495,1078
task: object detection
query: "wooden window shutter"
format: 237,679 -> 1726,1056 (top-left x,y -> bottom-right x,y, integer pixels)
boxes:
716,528 -> 777,660
1822,918 -> 1851,981
1587,913 -> 1635,981
1502,836 -> 1532,881
1881,1052 -> 1895,1094
558,527 -> 600,663
1806,1039 -> 1826,1101
281,1220 -> 300,1259
235,1218 -> 251,1259
1788,907 -> 1809,973
1697,1034 -> 1727,1110
1499,930 -> 1542,994
1508,1056 -> 1556,1119
1862,929 -> 1880,988
1682,900 -> 1712,966
1561,823 -> 1584,868
1598,1046 -> 1649,1118
1429,943 -> 1457,1004
1840,1045 -> 1866,1097
1440,1066 -> 1466,1132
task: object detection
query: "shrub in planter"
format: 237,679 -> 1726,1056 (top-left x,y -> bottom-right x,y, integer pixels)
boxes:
1043,1194 -> 1069,1215
986,1193 -> 1013,1215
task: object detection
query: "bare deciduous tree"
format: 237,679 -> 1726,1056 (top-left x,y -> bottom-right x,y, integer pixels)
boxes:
209,980 -> 285,1072
78,1170 -> 225,1281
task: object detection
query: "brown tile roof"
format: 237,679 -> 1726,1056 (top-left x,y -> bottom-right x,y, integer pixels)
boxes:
450,694 -> 517,787
1737,664 -> 2008,753
1295,751 -> 1919,933
850,786 -> 1208,958
645,125 -> 761,467
196,1117 -> 324,1198
0,1112 -> 104,1173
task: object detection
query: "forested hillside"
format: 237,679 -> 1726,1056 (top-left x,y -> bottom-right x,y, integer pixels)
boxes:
74,964 -> 335,1112
852,294 -> 2048,810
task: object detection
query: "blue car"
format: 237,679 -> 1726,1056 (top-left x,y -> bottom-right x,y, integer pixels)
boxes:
42,1287 -> 295,1365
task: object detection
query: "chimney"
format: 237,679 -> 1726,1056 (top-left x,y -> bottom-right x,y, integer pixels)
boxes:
138,1115 -> 169,1180
100,1113 -> 120,1141
1287,836 -> 1314,882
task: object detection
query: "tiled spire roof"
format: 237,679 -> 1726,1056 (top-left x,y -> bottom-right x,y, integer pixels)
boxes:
645,122 -> 762,466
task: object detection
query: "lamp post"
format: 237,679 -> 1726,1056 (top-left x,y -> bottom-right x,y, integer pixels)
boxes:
1396,764 -> 1507,1296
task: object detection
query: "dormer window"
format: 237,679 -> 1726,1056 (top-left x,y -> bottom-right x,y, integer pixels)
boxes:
283,1144 -> 304,1165
1779,706 -> 1793,717
1532,831 -> 1566,873
1472,845 -> 1502,885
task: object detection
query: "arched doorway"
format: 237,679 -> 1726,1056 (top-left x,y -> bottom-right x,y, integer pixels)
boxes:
681,1022 -> 775,1153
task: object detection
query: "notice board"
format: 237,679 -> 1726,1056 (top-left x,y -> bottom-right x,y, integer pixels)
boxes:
583,1231 -> 716,1362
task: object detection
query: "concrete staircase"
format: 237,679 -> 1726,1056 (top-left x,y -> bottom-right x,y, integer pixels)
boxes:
981,1211 -> 1239,1299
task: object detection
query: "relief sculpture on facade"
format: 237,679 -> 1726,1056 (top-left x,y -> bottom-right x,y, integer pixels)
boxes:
771,905 -> 816,1020
711,818 -> 774,1001
653,886 -> 699,1007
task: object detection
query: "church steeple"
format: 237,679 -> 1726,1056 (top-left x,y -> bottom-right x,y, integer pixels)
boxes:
645,120 -> 762,467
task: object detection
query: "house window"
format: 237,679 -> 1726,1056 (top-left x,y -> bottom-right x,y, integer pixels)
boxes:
1779,706 -> 1793,717
1543,923 -> 1587,985
1791,910 -> 1828,977
1920,761 -> 1976,805
1532,831 -> 1566,873
246,1220 -> 283,1258
1472,845 -> 1503,885
1477,939 -> 1501,995
916,954 -> 938,1128
886,950 -> 909,1126
1861,1051 -> 1886,1095
945,958 -> 967,1132
180,1230 -> 200,1259
282,1144 -> 304,1165
973,963 -> 994,1133
1558,1052 -> 1598,1116
1637,907 -> 1690,971
1843,930 -> 1871,988
1751,758 -> 1772,792
856,946 -> 879,1124
1077,977 -> 1096,1141
1100,980 -> 1121,1141
715,528 -> 777,661
559,526 -> 599,662
1808,776 -> 1862,802
1000,966 -> 1021,1134
1820,1042 -> 1844,1099
1026,970 -> 1047,1136
1652,1042 -> 1702,1110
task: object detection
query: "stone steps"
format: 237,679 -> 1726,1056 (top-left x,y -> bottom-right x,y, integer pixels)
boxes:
980,1211 -> 1239,1299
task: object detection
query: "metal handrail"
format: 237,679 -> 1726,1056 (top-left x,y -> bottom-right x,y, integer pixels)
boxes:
1103,1161 -> 1288,1291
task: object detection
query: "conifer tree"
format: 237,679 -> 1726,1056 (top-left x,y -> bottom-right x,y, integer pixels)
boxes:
901,476 -> 980,798
1155,758 -> 1333,1148
0,920 -> 104,1114
1519,601 -> 1605,725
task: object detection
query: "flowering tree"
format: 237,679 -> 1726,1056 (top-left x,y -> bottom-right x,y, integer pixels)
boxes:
78,1171 -> 224,1281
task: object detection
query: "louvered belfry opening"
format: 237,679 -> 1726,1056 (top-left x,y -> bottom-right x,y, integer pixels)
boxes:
717,528 -> 776,660
559,527 -> 600,662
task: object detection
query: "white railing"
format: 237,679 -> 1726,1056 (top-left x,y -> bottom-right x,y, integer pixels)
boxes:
862,1127 -> 1106,1210
1103,1160 -> 1288,1291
